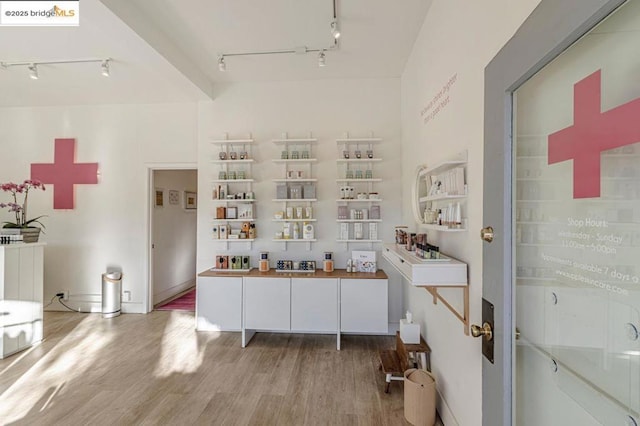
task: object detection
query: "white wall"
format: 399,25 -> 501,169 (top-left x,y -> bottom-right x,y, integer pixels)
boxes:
400,1 -> 541,425
0,103 -> 197,313
152,170 -> 198,305
197,78 -> 405,325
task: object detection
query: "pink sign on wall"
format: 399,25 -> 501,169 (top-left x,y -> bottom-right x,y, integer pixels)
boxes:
31,138 -> 98,209
548,69 -> 640,199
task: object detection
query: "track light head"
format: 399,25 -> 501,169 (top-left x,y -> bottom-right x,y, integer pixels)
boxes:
218,56 -> 226,72
331,20 -> 341,39
28,63 -> 38,80
101,59 -> 110,77
318,50 -> 326,67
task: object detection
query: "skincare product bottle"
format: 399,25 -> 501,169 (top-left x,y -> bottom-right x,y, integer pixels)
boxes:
323,252 -> 334,272
293,222 -> 300,240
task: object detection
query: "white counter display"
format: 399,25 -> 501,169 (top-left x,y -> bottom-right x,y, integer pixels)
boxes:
196,268 -> 389,349
0,243 -> 45,359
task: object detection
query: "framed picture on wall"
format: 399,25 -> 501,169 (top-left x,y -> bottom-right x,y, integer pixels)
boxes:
155,188 -> 164,207
184,191 -> 197,210
168,190 -> 179,205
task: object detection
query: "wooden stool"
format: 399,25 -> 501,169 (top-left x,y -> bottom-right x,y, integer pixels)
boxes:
379,331 -> 431,393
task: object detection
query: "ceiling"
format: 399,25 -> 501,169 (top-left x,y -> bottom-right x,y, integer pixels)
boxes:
0,0 -> 431,106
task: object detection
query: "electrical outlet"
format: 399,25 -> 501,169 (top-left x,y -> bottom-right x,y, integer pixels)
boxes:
62,290 -> 69,301
123,290 -> 131,302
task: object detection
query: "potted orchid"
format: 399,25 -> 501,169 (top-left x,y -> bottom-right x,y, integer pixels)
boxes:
1,179 -> 46,242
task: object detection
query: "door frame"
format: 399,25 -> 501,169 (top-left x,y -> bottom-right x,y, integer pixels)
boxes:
144,162 -> 198,313
482,0 -> 625,424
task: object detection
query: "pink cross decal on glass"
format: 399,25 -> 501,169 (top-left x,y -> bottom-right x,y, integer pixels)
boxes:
31,138 -> 98,209
548,69 -> 640,199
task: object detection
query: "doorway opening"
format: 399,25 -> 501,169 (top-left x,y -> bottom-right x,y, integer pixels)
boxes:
146,165 -> 198,313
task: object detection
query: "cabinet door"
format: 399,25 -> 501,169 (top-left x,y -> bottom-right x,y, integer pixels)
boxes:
340,278 -> 388,334
196,276 -> 242,331
244,277 -> 290,331
291,278 -> 338,332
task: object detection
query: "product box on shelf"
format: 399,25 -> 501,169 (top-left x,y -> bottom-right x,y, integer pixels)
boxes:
352,250 -> 377,273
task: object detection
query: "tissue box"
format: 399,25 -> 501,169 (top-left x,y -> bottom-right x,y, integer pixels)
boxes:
400,319 -> 420,344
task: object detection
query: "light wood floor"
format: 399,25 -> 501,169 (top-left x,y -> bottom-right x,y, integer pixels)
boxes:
0,311 -> 441,425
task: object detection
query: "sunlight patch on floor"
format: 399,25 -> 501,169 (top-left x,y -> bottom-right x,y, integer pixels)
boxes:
153,311 -> 220,378
0,315 -> 113,423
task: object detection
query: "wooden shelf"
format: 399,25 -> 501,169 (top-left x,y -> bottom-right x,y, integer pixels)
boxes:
208,268 -> 253,272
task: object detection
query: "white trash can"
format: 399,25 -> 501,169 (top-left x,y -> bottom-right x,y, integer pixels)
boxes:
102,272 -> 122,318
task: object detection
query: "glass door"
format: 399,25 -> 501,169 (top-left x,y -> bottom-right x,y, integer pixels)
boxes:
512,1 -> 640,423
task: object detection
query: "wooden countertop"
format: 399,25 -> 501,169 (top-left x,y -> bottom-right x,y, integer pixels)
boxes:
198,268 -> 388,279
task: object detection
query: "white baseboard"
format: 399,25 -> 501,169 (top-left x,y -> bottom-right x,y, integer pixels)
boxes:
437,388 -> 459,426
45,295 -> 145,314
154,278 -> 195,305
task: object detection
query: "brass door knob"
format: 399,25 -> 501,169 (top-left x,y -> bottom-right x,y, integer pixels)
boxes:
471,322 -> 493,341
480,226 -> 494,242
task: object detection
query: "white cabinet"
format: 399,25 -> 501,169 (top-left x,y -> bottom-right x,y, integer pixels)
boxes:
340,278 -> 388,334
291,278 -> 338,332
244,277 -> 290,330
196,276 -> 242,331
0,243 -> 44,359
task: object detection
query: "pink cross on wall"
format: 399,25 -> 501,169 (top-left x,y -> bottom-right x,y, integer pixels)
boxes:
548,69 -> 640,199
31,138 -> 99,209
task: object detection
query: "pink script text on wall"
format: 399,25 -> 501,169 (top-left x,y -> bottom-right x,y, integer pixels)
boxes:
548,69 -> 640,199
31,138 -> 98,209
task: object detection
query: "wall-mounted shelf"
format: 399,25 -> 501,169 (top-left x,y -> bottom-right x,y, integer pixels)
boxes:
272,198 -> 317,202
336,199 -> 383,203
272,159 -> 318,164
212,179 -> 255,183
217,239 -> 256,242
413,151 -> 468,231
336,179 -> 382,183
272,219 -> 317,222
382,243 -> 469,335
212,219 -> 256,223
272,178 -> 318,183
211,199 -> 255,203
210,139 -> 254,145
336,219 -> 382,223
212,159 -> 255,164
336,158 -> 383,163
272,138 -> 318,145
337,239 -> 382,243
335,138 -> 382,144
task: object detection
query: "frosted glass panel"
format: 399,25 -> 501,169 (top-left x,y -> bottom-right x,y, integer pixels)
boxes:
514,0 -> 640,423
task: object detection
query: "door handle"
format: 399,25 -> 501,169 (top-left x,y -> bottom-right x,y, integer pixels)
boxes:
471,321 -> 493,342
480,226 -> 494,242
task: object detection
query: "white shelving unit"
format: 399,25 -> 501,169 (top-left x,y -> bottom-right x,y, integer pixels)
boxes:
335,134 -> 383,247
210,134 -> 257,249
413,151 -> 468,232
271,133 -> 319,251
